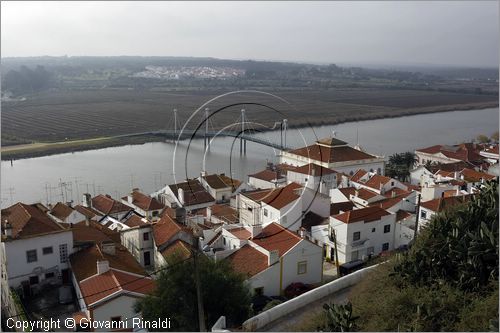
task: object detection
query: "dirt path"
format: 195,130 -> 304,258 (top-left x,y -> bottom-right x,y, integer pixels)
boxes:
260,287 -> 351,332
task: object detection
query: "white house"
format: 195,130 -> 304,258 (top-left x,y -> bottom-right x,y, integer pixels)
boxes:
69,243 -> 155,331
48,202 -> 86,224
121,189 -> 164,221
286,163 -> 338,195
120,223 -> 155,269
226,223 -> 323,296
154,180 -> 216,212
199,173 -> 243,203
280,137 -> 385,176
350,171 -> 407,195
480,145 -> 499,165
312,206 -> 396,263
239,182 -> 303,232
1,203 -> 74,290
415,143 -> 484,166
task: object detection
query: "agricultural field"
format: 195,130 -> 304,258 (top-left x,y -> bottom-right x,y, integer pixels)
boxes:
1,88 -> 498,147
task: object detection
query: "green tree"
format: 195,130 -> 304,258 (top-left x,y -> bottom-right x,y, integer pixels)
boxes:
491,131 -> 499,142
323,302 -> 359,332
385,151 -> 417,182
135,254 -> 251,331
477,134 -> 490,144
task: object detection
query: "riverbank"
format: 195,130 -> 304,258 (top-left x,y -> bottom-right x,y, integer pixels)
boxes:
2,101 -> 498,160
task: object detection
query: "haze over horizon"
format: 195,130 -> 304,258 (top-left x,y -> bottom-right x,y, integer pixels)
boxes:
1,1 -> 498,68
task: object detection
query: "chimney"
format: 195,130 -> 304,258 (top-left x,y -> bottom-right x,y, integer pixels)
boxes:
85,216 -> 90,227
454,171 -> 458,179
83,193 -> 92,208
101,241 -> 115,256
66,201 -> 73,208
3,220 -> 12,238
268,250 -> 279,265
201,170 -> 206,177
96,260 -> 110,275
127,194 -> 133,204
354,189 -> 359,198
311,167 -> 316,177
298,227 -> 306,238
207,206 -> 212,220
175,207 -> 186,225
250,224 -> 262,238
391,191 -> 396,198
178,188 -> 185,205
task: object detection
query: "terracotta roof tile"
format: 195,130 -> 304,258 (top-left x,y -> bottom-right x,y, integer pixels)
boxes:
252,223 -> 302,256
420,195 -> 471,213
228,227 -> 251,240
123,214 -> 148,228
301,211 -> 328,231
74,205 -> 101,219
203,174 -> 242,190
330,201 -> 355,215
396,210 -> 412,222
72,221 -> 115,244
350,169 -> 368,182
161,239 -> 192,263
289,143 -> 377,164
363,175 -> 392,190
356,188 -> 379,201
50,202 -> 74,220
338,187 -> 356,199
1,203 -> 65,239
249,169 -> 283,182
226,244 -> 268,277
291,163 -> 337,176
459,168 -> 496,183
169,180 -> 215,206
334,206 -> 391,224
153,214 -> 190,246
125,190 -> 164,211
209,204 -> 238,224
92,195 -> 132,215
244,183 -> 301,210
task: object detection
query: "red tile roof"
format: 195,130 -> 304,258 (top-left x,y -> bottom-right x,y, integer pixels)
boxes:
226,244 -> 268,277
50,202 -> 74,220
396,210 -> 412,222
124,190 -> 164,211
74,205 -> 102,219
288,143 -> 377,164
228,227 -> 252,240
244,183 -> 301,210
249,169 -> 283,182
72,221 -> 115,244
333,206 -> 391,224
383,188 -> 411,198
363,175 -> 392,190
420,195 -> 471,213
70,243 -> 146,282
123,214 -> 148,228
169,180 -> 215,206
203,174 -> 242,190
459,168 -> 496,182
92,195 -> 132,215
209,204 -> 238,224
291,163 -> 337,176
79,269 -> 154,306
350,169 -> 367,182
153,214 -> 190,246
330,201 -> 355,215
1,203 -> 65,239
484,145 -> 499,154
161,239 -> 192,262
301,211 -> 328,231
338,187 -> 356,199
356,188 -> 379,201
252,223 -> 302,256
417,143 -> 483,163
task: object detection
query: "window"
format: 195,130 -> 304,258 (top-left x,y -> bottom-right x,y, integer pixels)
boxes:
26,250 -> 37,263
382,243 -> 389,251
143,232 -> 150,241
371,228 -> 376,233
29,276 -> 39,285
247,207 -> 253,212
59,244 -> 68,264
297,261 -> 307,275
391,181 -> 394,186
263,208 -> 268,217
152,211 -> 158,217
351,250 -> 359,260
384,225 -> 391,233
45,272 -> 55,279
421,210 -> 427,219
370,168 -> 373,172
223,238 -> 226,245
254,287 -> 264,296
42,246 -> 53,255
353,231 -> 361,241
377,168 -> 381,174
144,251 -> 151,266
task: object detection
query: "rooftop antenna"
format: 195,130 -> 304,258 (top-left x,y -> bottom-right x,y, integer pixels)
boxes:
332,130 -> 336,138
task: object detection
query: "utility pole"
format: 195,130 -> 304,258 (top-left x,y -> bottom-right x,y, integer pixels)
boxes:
329,226 -> 340,276
204,107 -> 210,151
413,193 -> 421,239
173,108 -> 178,141
193,237 -> 206,332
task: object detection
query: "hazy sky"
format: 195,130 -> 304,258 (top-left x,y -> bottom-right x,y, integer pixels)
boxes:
1,1 -> 498,67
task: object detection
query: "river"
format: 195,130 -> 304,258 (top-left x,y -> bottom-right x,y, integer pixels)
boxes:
1,107 -> 498,208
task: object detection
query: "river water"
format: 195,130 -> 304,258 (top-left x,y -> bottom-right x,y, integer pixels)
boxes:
1,107 -> 498,208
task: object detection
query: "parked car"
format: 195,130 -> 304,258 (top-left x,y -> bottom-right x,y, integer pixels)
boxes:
284,282 -> 313,298
338,259 -> 365,276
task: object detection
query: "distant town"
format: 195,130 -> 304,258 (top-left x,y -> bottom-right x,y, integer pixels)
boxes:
1,133 -> 498,331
